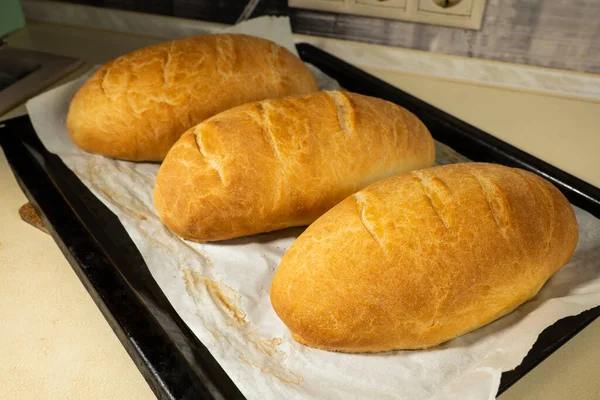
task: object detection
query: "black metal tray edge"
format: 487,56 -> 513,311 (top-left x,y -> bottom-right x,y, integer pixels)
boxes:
0,42 -> 598,399
0,119 -> 244,400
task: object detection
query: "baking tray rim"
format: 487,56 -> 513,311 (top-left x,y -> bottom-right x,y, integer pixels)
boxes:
1,42 -> 599,399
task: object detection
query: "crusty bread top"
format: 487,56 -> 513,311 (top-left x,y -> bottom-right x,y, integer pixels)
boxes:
270,163 -> 579,352
154,90 -> 435,241
66,34 -> 318,161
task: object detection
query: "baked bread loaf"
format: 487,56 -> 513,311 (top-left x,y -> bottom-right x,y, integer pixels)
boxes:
66,34 -> 318,161
154,90 -> 435,241
270,162 -> 578,353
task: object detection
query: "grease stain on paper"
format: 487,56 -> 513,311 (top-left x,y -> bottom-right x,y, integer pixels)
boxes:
182,269 -> 303,385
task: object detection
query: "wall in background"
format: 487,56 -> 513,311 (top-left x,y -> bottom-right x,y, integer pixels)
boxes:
50,0 -> 600,74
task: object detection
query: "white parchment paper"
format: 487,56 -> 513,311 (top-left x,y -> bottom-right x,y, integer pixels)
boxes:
24,17 -> 600,400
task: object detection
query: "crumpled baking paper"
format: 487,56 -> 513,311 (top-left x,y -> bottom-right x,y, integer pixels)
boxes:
24,16 -> 600,400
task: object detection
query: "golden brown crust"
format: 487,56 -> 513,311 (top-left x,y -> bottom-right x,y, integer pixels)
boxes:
270,163 -> 578,353
154,90 -> 435,241
66,34 -> 318,161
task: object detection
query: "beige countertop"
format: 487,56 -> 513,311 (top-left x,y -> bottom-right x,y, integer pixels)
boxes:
1,16 -> 599,400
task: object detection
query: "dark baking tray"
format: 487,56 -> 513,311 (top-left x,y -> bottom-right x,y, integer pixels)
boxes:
2,43 -> 599,399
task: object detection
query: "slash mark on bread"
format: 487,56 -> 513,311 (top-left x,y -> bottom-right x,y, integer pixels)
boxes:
326,91 -> 354,136
412,171 -> 452,231
194,129 -> 225,184
257,103 -> 281,161
470,171 -> 510,233
354,193 -> 385,251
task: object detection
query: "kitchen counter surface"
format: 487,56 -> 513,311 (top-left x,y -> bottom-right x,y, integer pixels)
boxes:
1,12 -> 599,400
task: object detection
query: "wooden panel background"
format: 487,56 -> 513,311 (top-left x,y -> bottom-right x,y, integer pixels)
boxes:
50,0 -> 600,74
